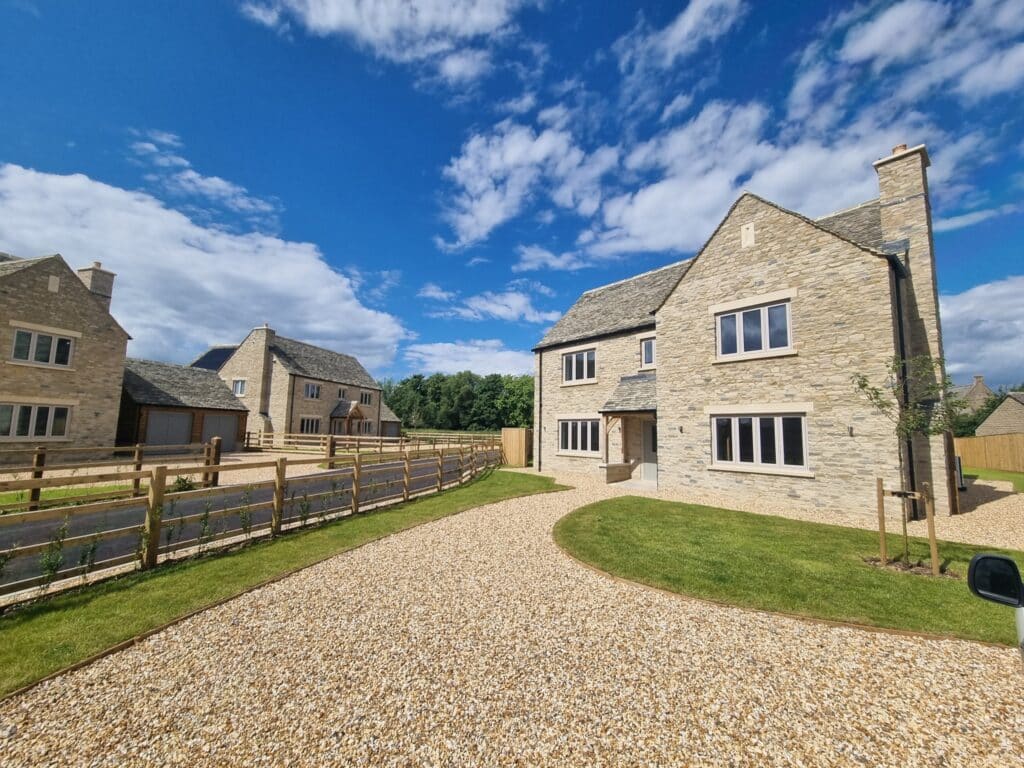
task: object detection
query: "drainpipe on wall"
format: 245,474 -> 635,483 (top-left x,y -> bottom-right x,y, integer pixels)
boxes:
890,253 -> 919,519
536,352 -> 543,471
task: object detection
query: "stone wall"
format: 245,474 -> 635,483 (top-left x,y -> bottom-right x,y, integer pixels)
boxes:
0,258 -> 128,452
534,329 -> 652,477
218,328 -> 274,431
655,194 -> 906,517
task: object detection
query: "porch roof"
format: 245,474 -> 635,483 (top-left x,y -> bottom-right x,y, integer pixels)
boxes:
599,372 -> 657,413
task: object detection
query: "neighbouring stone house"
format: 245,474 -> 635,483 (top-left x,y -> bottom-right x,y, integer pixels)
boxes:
533,144 -> 954,518
117,359 -> 249,451
0,254 -> 129,454
951,375 -> 995,414
975,393 -> 1024,436
192,325 -> 388,438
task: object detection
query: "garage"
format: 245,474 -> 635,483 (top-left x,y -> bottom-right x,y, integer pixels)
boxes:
201,412 -> 240,452
118,358 -> 248,451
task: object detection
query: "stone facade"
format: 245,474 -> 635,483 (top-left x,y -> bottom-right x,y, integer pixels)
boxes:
0,256 -> 129,453
975,395 -> 1024,436
215,326 -> 383,437
533,144 -> 952,518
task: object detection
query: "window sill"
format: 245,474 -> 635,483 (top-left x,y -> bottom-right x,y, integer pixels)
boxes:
556,451 -> 601,459
708,464 -> 814,479
5,360 -> 75,372
0,436 -> 71,443
638,365 -> 656,372
712,349 -> 797,365
561,379 -> 598,387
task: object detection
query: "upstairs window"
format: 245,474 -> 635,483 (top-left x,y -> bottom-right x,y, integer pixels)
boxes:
717,302 -> 790,358
563,349 -> 596,383
11,329 -> 74,367
304,382 -> 321,399
641,337 -> 656,368
232,379 -> 246,396
339,388 -> 346,399
360,392 -> 372,405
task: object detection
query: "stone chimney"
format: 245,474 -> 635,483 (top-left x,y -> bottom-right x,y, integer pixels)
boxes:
77,261 -> 116,312
249,324 -> 276,418
973,374 -> 985,386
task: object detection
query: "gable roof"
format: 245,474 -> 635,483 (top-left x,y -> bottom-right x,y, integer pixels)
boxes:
190,346 -> 238,371
1009,392 -> 1024,407
814,199 -> 884,250
600,373 -> 657,413
270,335 -> 378,389
380,402 -> 401,423
534,259 -> 692,351
0,254 -> 59,280
123,358 -> 247,411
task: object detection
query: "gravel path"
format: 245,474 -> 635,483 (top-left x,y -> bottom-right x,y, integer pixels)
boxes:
1,480 -> 1022,767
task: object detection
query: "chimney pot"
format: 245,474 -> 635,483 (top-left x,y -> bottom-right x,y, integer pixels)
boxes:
892,143 -> 908,155
93,261 -> 102,269
974,375 -> 984,385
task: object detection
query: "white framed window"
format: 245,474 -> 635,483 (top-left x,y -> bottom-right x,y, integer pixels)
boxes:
640,337 -> 656,369
304,382 -> 321,399
360,391 -> 372,405
716,301 -> 791,358
562,349 -> 596,383
0,403 -> 71,440
11,328 -> 74,367
338,388 -> 346,399
710,413 -> 807,472
232,379 -> 246,396
557,418 -> 601,455
298,416 -> 321,434
359,420 -> 374,434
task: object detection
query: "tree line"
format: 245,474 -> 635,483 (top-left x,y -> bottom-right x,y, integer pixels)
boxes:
380,372 -> 533,431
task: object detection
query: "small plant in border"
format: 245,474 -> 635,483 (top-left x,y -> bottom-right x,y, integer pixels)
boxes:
40,518 -> 69,587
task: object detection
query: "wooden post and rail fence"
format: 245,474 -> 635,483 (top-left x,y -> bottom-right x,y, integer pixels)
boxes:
0,439 -> 502,602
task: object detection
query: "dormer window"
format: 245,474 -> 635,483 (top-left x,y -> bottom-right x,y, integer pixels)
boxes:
563,348 -> 596,383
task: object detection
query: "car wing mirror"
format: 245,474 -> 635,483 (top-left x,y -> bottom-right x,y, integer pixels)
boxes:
968,554 -> 1024,608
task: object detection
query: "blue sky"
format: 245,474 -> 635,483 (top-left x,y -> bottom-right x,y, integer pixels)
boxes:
1,0 -> 1022,385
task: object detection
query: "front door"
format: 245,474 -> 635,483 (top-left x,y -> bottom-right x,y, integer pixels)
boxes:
641,421 -> 658,482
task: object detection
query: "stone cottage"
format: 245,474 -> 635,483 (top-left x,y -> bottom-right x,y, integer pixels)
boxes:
533,144 -> 954,518
0,254 -> 128,452
975,393 -> 1024,436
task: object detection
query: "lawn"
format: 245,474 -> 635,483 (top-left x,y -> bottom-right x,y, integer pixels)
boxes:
554,497 -> 1023,646
0,469 -> 567,698
964,466 -> 1024,493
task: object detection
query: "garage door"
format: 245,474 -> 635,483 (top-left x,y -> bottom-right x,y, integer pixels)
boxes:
202,413 -> 239,452
146,411 -> 193,448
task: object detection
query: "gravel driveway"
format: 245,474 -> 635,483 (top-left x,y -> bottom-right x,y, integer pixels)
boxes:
1,480 -> 1022,767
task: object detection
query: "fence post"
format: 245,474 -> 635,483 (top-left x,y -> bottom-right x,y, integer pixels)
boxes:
200,442 -> 211,487
436,449 -> 444,491
210,437 -> 223,488
272,457 -> 287,536
403,451 -> 411,502
923,482 -> 939,577
352,453 -> 361,515
325,434 -> 337,469
28,446 -> 46,511
457,448 -> 465,485
142,465 -> 166,569
131,444 -> 144,496
876,477 -> 887,565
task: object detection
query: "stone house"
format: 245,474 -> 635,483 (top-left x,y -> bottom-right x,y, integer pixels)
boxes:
533,144 -> 954,517
117,359 -> 248,451
0,254 -> 129,452
975,393 -> 1024,436
951,375 -> 994,414
192,325 -> 387,437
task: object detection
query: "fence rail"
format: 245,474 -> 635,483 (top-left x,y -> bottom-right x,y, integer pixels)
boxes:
0,443 -> 501,604
245,431 -> 500,453
954,433 -> 1024,473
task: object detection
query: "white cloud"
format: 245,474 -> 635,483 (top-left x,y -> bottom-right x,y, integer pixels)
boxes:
660,93 -> 694,122
512,244 -> 588,272
433,288 -> 560,323
0,163 -> 407,368
404,339 -> 533,374
418,282 -> 456,301
934,203 -> 1021,231
954,41 -> 1024,99
346,266 -> 402,303
839,0 -> 952,71
941,275 -> 1024,387
241,0 -> 536,84
506,277 -> 554,296
497,91 -> 537,114
165,169 -> 278,218
616,0 -> 748,72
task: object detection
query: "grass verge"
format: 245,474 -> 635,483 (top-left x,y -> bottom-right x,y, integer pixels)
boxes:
963,466 -> 1024,493
554,496 -> 1023,646
0,469 -> 568,698
0,484 -> 140,510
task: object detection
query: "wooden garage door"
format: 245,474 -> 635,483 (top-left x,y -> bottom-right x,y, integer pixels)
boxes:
202,413 -> 239,452
146,411 -> 193,447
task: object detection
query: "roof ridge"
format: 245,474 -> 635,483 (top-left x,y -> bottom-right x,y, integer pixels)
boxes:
274,334 -> 358,361
582,258 -> 693,295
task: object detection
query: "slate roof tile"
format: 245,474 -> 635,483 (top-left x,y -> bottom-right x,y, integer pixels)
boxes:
123,358 -> 247,411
